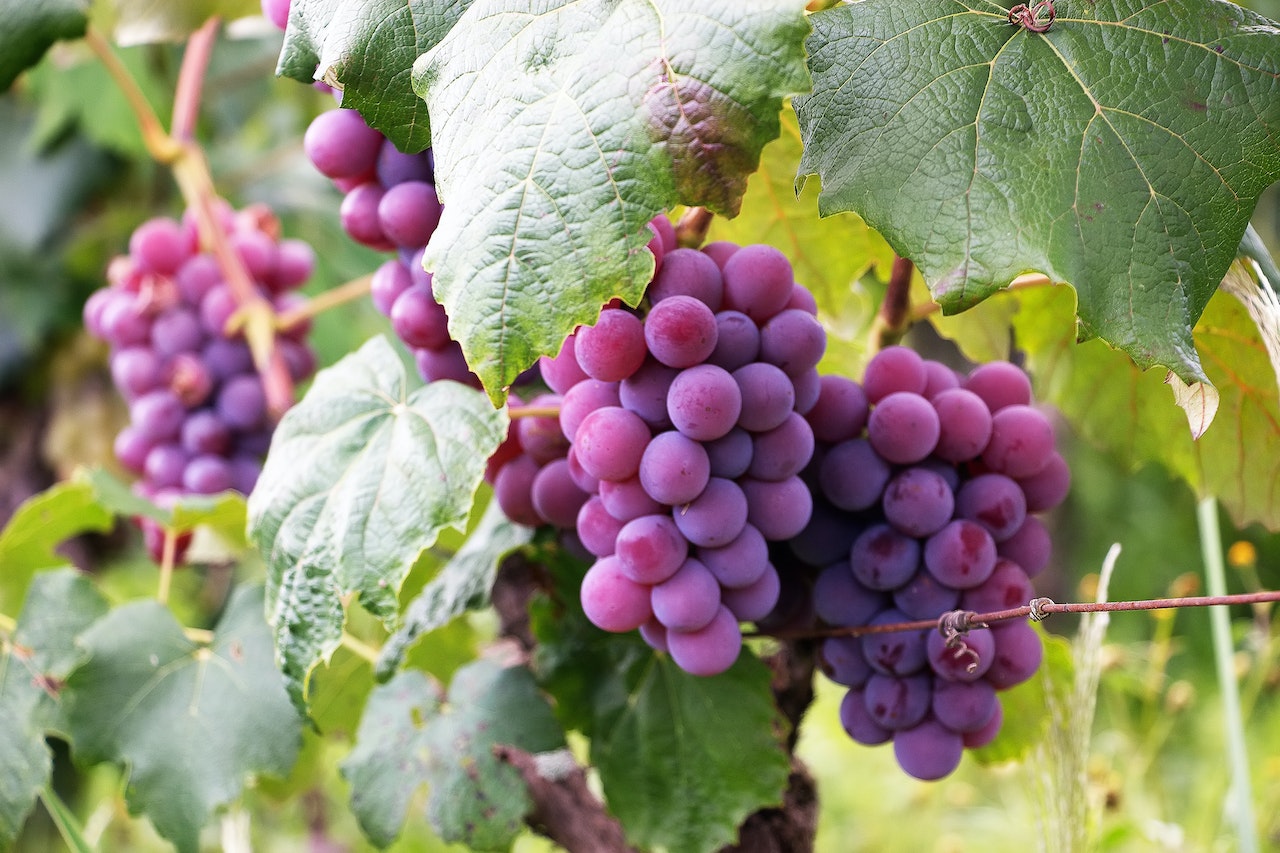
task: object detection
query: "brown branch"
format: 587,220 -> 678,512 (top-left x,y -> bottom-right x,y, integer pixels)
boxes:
275,274 -> 373,331
752,589 -> 1280,642
494,746 -> 637,853
674,207 -> 714,249
719,761 -> 818,853
870,255 -> 915,350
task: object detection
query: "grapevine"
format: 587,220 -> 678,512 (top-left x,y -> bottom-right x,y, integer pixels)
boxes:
1,1 -> 1279,852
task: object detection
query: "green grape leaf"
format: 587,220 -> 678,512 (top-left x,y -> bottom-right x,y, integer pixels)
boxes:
62,586 -> 302,853
113,0 -> 260,45
246,336 -> 507,710
796,0 -> 1280,387
0,0 -> 88,91
376,500 -> 533,680
0,478 -> 113,614
416,0 -> 811,402
79,467 -> 247,541
534,603 -> 788,853
343,662 -> 565,850
0,570 -> 108,848
277,0 -> 471,152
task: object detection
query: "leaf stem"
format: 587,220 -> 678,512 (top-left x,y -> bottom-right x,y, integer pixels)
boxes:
1199,496 -> 1260,853
341,632 -> 382,665
171,17 -> 220,142
183,626 -> 216,645
275,275 -> 373,331
40,784 -> 96,853
82,29 -> 182,163
674,207 -> 714,249
0,612 -> 16,634
870,255 -> 915,350
157,527 -> 177,606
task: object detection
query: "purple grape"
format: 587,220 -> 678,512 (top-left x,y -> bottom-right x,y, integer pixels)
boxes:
652,558 -> 722,631
792,368 -> 822,414
261,0 -> 289,29
863,345 -> 927,403
703,427 -> 753,479
216,374 -> 267,431
564,446 -> 599,494
788,501 -> 860,568
1016,452 -> 1071,512
927,626 -> 995,682
110,347 -> 162,399
818,438 -> 891,511
932,679 -> 998,733
822,636 -> 874,688
166,352 -> 214,407
894,717 -> 964,781
101,293 -> 152,346
645,295 -> 718,368
758,309 -> 826,377
615,514 -> 687,584
377,181 -> 442,248
647,248 -> 723,309
700,240 -> 738,270
202,339 -> 253,382
581,556 -> 653,633
413,343 -> 479,387
272,239 -> 315,292
961,558 -> 1035,613
962,699 -> 1004,748
707,310 -> 760,372
839,689 -> 892,745
923,520 -> 997,589
964,361 -> 1032,412
618,358 -> 677,429
861,609 -> 929,676
574,406 -> 651,483
732,362 -> 795,432
129,217 -> 191,275
672,477 -> 747,547
639,617 -> 668,652
144,444 -> 189,489
984,620 -> 1043,689
558,378 -> 621,442
850,523 -> 921,591
183,454 -> 233,494
881,466 -> 954,538
639,431 -> 710,506
577,496 -> 622,557
530,458 -> 588,528
956,473 -> 1027,542
371,259 -> 413,316
339,181 -> 391,249
376,142 -> 434,186
598,476 -> 663,523
539,334 -> 589,395
181,409 -> 232,455
721,244 -> 793,322
864,673 -> 932,730
741,476 -> 812,541
806,375 -> 869,443
391,285 -> 453,354
786,282 -> 819,314
747,413 -> 814,482
131,390 -> 186,442
812,563 -> 888,627
575,309 -> 646,381
199,285 -> 238,336
697,523 -> 769,589
997,517 -> 1051,578
893,569 -> 961,620
114,426 -> 154,473
867,391 -> 940,464
667,364 -> 741,441
982,404 -> 1056,478
666,605 -> 742,676
175,254 -> 222,304
494,454 -> 540,526
931,388 -> 993,463
230,229 -> 277,282
721,565 -> 780,622
304,109 -> 384,180
921,360 -> 962,398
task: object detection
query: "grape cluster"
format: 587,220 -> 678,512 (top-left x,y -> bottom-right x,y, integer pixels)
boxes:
84,204 -> 318,557
489,221 -> 828,677
302,104 -> 479,388
778,348 -> 1068,780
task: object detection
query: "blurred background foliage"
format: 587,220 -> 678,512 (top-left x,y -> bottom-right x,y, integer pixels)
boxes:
1,6 -> 1279,853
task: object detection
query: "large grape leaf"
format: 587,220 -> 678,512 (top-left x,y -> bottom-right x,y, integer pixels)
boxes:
277,0 -> 471,152
112,0 -> 260,44
0,0 -> 88,91
796,0 -> 1280,387
342,662 -> 565,850
534,598 -> 788,853
0,478 -> 113,614
0,570 -> 107,848
375,500 -> 532,679
246,336 -> 507,709
928,263 -> 1280,529
415,0 -> 811,402
62,586 -> 302,853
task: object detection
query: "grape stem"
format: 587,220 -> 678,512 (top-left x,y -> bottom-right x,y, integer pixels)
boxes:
340,631 -> 382,665
275,274 -> 374,331
750,588 -> 1280,640
509,405 -> 561,420
870,255 -> 915,349
156,527 -> 178,606
85,23 -> 295,421
674,207 -> 714,249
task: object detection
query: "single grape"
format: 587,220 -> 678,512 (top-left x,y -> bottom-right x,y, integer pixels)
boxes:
892,569 -> 961,620
931,388 -> 993,463
881,466 -> 954,538
558,378 -> 621,442
129,217 -> 191,276
964,361 -> 1032,412
672,477 -> 748,548
618,358 -> 678,430
667,364 -> 742,441
812,563 -> 888,627
850,524 -> 921,591
651,558 -> 722,631
721,564 -> 781,622
961,558 -> 1035,613
721,244 -> 793,322
758,309 -> 826,377
304,109 -> 384,180
707,310 -> 760,372
861,609 -> 929,676
982,404 -> 1056,478
931,679 -> 998,734
1016,452 -> 1071,513
638,430 -> 710,506
577,496 -> 623,557
574,406 -> 651,483
893,717 -> 964,781
377,181 -> 442,248
703,427 -> 753,479
581,556 -> 654,633
216,374 -> 267,431
984,620 -> 1043,689
955,473 -> 1027,542
996,517 -> 1051,578
863,673 -> 932,731
822,636 -> 875,688
666,605 -> 742,676
575,309 -> 646,381
110,347 -> 162,399
733,362 -> 795,432
839,689 -> 892,745
789,500 -> 860,568
697,523 -> 769,589
741,476 -> 812,541
183,454 -> 234,494
747,413 -> 814,482
923,520 -> 998,589
530,458 -> 589,528
818,439 -> 891,512
615,514 -> 688,585
646,248 -> 723,309
862,345 -> 927,403
493,454 -> 541,527
390,284 -> 451,350
867,391 -> 940,464
539,334 -> 589,395
806,375 -> 869,443
598,476 -> 663,523
926,627 -> 995,682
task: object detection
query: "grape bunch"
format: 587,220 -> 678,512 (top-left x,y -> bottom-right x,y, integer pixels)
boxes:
84,204 -> 318,558
778,347 -> 1068,780
489,220 -> 827,677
